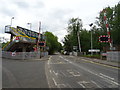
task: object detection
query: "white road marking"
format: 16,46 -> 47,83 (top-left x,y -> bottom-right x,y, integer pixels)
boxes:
69,61 -> 119,86
53,70 -> 58,76
48,56 -> 52,64
99,74 -> 119,86
49,70 -> 52,73
58,55 -> 119,87
66,84 -> 72,88
60,71 -> 67,77
52,78 -> 57,86
68,71 -> 80,77
91,80 -> 101,88
64,59 -> 68,62
58,84 -> 66,88
99,73 -> 115,80
77,82 -> 86,88
59,55 -> 63,59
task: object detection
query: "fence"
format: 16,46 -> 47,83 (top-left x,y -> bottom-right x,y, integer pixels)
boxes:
2,51 -> 48,60
107,51 -> 120,62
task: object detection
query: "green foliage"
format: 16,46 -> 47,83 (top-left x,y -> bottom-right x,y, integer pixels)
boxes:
63,18 -> 83,52
63,2 -> 120,53
96,3 -> 120,46
44,31 -> 62,54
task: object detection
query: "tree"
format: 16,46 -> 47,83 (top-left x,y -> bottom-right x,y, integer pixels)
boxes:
44,31 -> 62,54
63,18 -> 83,52
96,2 -> 120,50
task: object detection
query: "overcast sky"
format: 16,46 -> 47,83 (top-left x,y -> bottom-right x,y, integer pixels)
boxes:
0,0 -> 119,42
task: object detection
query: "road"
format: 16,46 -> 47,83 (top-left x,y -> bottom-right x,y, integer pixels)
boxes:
2,58 -> 49,88
46,55 -> 120,88
2,54 -> 120,89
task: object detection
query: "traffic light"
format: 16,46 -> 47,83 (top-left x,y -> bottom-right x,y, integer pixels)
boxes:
99,35 -> 110,42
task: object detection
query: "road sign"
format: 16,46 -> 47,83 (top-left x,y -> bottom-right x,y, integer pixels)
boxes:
99,35 -> 110,42
39,41 -> 46,47
73,46 -> 77,50
88,49 -> 100,52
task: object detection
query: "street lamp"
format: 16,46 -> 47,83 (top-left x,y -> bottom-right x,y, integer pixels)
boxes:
89,23 -> 93,55
11,17 -> 14,27
27,23 -> 32,30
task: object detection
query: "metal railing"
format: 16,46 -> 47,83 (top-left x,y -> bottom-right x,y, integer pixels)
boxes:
2,51 -> 48,60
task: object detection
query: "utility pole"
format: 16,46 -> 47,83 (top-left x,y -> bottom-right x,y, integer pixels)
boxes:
77,19 -> 82,53
77,31 -> 81,52
37,21 -> 41,58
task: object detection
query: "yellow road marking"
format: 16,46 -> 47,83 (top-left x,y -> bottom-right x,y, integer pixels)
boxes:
80,59 -> 120,70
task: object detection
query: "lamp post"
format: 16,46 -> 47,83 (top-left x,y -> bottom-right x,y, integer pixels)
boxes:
11,17 -> 14,27
27,23 -> 32,30
10,17 -> 14,41
89,23 -> 93,55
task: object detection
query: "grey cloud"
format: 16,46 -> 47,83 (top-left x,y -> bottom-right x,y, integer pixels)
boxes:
51,8 -> 73,19
33,1 -> 45,8
0,7 -> 17,17
14,1 -> 45,9
14,1 -> 30,8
